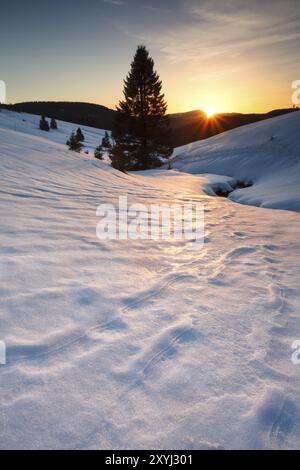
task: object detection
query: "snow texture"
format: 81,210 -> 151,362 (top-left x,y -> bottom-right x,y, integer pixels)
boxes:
0,109 -> 300,449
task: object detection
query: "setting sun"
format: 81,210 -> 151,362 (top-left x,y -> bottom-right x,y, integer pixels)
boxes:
204,106 -> 216,118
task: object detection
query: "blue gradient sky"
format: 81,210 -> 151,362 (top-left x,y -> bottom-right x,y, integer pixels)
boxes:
1,0 -> 299,113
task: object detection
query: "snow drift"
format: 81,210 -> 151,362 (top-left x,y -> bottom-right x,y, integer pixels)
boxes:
172,111 -> 300,212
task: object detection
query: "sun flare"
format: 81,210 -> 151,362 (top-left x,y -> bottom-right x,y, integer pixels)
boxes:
204,106 -> 216,118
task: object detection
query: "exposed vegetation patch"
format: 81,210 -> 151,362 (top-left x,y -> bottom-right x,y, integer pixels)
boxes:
212,180 -> 253,198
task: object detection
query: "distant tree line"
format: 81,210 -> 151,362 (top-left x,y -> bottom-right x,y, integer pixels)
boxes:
7,101 -> 116,130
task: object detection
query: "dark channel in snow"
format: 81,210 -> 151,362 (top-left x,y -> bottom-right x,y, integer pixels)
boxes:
210,180 -> 253,198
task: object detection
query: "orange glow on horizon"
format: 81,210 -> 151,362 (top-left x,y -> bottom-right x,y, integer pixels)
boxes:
203,105 -> 217,118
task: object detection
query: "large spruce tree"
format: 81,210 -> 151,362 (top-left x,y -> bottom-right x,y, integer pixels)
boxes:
111,45 -> 172,171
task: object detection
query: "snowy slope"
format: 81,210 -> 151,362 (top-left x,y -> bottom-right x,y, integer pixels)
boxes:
172,111 -> 300,211
0,108 -> 108,157
0,110 -> 300,450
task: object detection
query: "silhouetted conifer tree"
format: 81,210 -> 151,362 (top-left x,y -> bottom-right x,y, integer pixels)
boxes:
50,117 -> 58,129
109,144 -> 128,172
67,132 -> 82,152
76,128 -> 85,142
94,145 -> 103,160
111,45 -> 172,170
39,116 -> 50,131
101,131 -> 111,149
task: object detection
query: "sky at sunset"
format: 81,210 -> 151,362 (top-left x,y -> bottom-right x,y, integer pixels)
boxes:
1,0 -> 299,114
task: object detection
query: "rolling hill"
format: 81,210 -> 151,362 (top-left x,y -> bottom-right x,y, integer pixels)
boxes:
1,101 -> 296,148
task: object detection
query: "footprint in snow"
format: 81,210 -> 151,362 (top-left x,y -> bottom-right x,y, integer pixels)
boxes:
255,389 -> 299,449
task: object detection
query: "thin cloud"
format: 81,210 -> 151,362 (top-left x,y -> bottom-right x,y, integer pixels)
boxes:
102,0 -> 127,6
117,0 -> 300,70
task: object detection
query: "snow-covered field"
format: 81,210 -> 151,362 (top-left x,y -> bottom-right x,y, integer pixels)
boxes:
0,109 -> 300,449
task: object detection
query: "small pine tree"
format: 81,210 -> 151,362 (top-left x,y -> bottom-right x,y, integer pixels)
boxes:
50,117 -> 58,129
94,145 -> 103,160
109,144 -> 127,172
101,131 -> 111,149
67,132 -> 82,152
76,128 -> 85,142
39,116 -> 50,131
